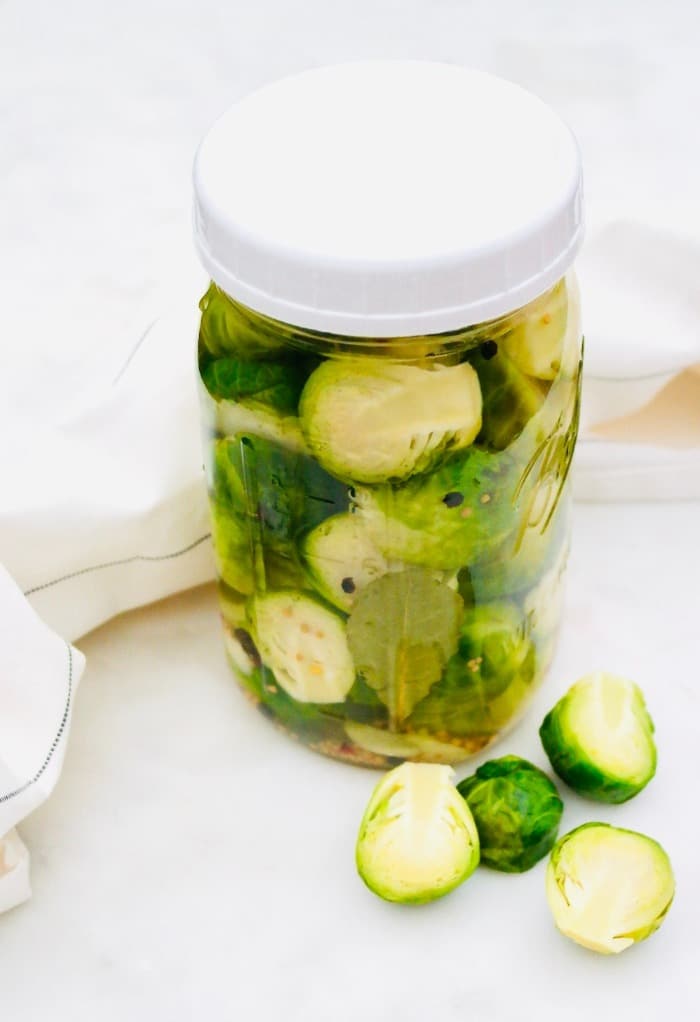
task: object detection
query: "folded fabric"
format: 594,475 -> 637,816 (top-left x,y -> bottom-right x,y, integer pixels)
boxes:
1,300 -> 215,643
0,830 -> 31,915
0,565 -> 86,913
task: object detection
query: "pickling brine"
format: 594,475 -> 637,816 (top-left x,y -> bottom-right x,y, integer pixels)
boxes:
198,278 -> 582,766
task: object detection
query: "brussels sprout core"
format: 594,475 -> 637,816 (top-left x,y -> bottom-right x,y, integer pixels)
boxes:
356,763 -> 480,903
546,823 -> 674,954
540,673 -> 657,803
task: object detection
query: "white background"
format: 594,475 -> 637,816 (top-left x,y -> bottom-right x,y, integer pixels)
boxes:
1,1 -> 700,1018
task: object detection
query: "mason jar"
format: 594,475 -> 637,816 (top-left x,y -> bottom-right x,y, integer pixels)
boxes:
193,62 -> 584,767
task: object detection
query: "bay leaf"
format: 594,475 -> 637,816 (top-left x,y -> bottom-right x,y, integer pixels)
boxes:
346,567 -> 463,725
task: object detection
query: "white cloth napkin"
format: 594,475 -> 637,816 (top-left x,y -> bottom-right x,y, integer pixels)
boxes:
0,300 -> 215,644
574,221 -> 700,500
0,565 -> 86,914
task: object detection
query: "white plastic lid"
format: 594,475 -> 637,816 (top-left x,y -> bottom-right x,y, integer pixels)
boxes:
193,61 -> 583,337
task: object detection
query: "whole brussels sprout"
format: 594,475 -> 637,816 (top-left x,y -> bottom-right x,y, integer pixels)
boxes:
457,756 -> 563,872
546,823 -> 674,954
406,601 -> 535,738
356,763 -> 480,903
353,446 -> 520,571
299,358 -> 482,484
540,673 -> 657,803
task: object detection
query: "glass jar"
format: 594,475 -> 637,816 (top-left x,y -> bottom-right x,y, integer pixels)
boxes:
193,62 -> 584,767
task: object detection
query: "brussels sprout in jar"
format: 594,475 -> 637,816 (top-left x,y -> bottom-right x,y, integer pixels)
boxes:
193,62 -> 584,765
197,277 -> 582,766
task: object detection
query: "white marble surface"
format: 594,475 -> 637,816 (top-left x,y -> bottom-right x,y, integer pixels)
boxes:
1,502 -> 698,1020
2,0 -> 700,1017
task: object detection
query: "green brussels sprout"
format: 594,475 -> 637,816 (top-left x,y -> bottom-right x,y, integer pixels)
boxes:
210,500 -> 254,594
471,342 -> 548,451
212,434 -> 348,547
457,756 -> 563,872
300,514 -> 456,613
343,722 -> 470,765
501,279 -> 569,381
353,447 -> 519,571
299,358 -> 482,484
209,435 -> 348,594
199,284 -> 286,359
356,763 -> 480,903
539,673 -> 657,803
300,513 -> 392,612
407,601 -> 535,738
201,358 -> 307,415
249,590 -> 355,703
465,475 -> 571,602
546,823 -> 675,954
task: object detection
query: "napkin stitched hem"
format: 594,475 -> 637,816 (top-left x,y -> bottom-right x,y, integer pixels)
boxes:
23,533 -> 212,598
0,644 -> 74,805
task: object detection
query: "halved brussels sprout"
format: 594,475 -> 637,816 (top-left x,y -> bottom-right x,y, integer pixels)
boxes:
546,823 -> 674,954
300,513 -> 391,612
471,343 -> 548,451
210,397 -> 309,454
356,763 -> 480,903
299,359 -> 482,484
250,591 -> 355,703
501,280 -> 568,381
344,722 -> 468,765
199,284 -> 286,359
457,756 -> 563,872
540,673 -> 657,803
406,601 -> 535,738
354,447 -> 518,571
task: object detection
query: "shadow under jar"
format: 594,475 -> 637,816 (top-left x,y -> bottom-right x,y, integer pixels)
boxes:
193,62 -> 584,767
